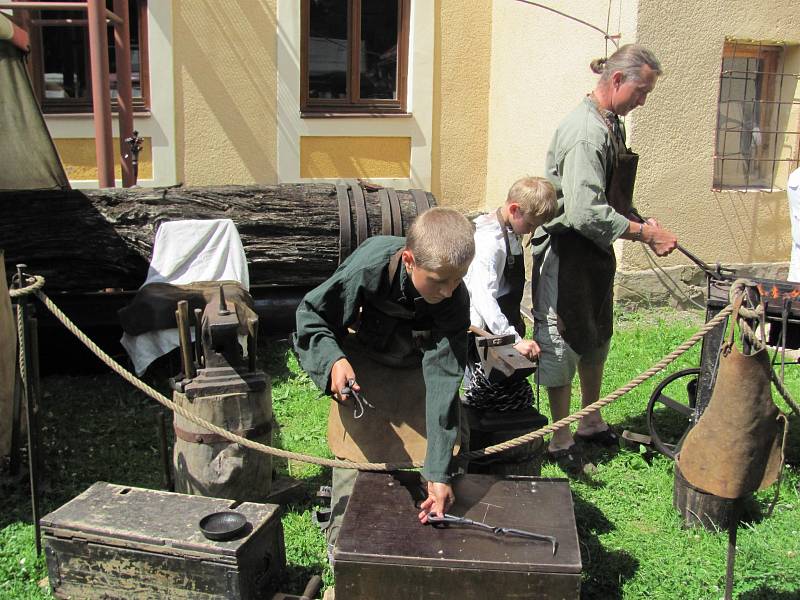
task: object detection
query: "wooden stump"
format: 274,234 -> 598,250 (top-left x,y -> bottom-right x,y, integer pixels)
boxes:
172,379 -> 273,502
673,462 -> 743,530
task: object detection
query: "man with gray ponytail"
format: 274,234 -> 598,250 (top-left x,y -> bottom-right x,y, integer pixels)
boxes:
532,44 -> 678,473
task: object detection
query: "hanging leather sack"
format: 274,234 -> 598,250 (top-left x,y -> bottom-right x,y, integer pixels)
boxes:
677,294 -> 786,499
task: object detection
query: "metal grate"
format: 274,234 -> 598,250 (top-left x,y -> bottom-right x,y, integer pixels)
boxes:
712,41 -> 800,192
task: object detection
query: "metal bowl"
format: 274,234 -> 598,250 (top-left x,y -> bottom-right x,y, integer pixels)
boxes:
198,511 -> 248,541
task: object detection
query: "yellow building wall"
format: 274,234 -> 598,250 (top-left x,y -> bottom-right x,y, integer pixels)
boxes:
53,138 -> 153,181
172,0 -> 278,186
300,137 -> 411,179
630,1 -> 800,271
483,1 -> 638,211
432,0 -> 493,214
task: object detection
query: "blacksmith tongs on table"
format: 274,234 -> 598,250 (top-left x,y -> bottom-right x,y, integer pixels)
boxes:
340,379 -> 375,419
427,513 -> 558,556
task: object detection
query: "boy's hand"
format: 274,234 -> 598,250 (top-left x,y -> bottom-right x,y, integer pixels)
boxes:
330,358 -> 358,404
513,339 -> 540,360
418,481 -> 455,523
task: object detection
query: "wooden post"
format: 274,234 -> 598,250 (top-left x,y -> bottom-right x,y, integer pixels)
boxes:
87,0 -> 115,188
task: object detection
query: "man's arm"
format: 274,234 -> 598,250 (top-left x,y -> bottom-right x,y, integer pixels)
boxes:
560,140 -> 630,246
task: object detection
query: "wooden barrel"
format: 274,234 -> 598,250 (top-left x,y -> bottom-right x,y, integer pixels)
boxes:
673,462 -> 743,530
172,376 -> 273,502
1,184 -> 435,293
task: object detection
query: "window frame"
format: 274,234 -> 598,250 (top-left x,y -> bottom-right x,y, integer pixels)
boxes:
712,41 -> 798,192
300,0 -> 410,117
24,0 -> 150,115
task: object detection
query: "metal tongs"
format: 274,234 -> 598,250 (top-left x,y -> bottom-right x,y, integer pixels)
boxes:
340,379 -> 375,419
629,207 -> 736,280
427,513 -> 558,556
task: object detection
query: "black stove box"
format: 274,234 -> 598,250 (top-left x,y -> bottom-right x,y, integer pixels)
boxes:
41,482 -> 285,599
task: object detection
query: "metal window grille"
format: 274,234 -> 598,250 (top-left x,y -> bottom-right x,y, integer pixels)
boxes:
712,41 -> 800,192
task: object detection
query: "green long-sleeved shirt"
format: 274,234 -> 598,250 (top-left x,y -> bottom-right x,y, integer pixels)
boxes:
541,96 -> 630,247
293,236 -> 469,482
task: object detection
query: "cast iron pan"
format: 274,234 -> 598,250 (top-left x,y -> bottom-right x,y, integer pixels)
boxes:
199,511 -> 249,541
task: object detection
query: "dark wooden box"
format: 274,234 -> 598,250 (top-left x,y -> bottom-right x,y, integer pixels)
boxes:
41,482 -> 285,599
334,473 -> 581,600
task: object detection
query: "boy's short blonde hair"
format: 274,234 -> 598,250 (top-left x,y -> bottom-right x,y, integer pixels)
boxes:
406,207 -> 475,271
507,176 -> 558,222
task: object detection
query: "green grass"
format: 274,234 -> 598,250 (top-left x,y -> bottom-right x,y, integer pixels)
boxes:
1,307 -> 799,598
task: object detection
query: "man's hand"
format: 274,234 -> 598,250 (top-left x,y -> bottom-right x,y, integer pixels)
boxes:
646,224 -> 678,257
513,339 -> 540,360
418,481 -> 455,523
330,358 -> 358,404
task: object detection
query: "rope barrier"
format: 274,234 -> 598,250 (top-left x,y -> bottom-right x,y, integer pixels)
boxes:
19,274 -> 741,471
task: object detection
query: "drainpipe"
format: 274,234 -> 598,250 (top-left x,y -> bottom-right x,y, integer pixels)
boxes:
112,0 -> 134,187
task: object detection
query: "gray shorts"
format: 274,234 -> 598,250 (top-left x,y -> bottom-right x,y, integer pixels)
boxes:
533,245 -> 610,388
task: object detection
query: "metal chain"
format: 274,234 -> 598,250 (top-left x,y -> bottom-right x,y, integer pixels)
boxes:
15,274 -> 734,470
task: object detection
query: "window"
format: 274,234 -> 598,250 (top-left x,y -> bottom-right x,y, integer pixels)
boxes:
300,0 -> 410,115
24,0 -> 149,114
713,41 -> 800,191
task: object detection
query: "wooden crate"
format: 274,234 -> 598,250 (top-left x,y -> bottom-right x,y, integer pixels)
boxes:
334,472 -> 581,599
41,482 -> 285,599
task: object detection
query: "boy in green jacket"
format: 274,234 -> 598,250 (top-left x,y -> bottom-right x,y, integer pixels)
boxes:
294,207 -> 475,552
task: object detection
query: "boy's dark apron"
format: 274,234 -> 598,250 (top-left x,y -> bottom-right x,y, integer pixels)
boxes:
494,207 -> 526,339
677,301 -> 786,499
327,252 -> 461,464
548,105 -> 637,356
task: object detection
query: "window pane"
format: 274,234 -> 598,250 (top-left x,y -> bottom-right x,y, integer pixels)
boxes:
42,12 -> 89,99
107,0 -> 143,99
308,0 -> 348,100
360,0 -> 398,100
40,1 -> 143,102
714,53 -> 776,189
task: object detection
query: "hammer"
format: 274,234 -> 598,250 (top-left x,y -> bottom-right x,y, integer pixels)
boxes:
469,325 -> 537,384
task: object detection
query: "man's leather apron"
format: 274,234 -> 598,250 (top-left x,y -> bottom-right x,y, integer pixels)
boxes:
327,252 -> 461,463
551,105 -> 637,355
677,299 -> 786,499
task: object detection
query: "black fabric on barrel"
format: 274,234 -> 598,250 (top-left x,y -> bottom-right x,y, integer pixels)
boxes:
336,184 -> 352,263
351,182 -> 369,248
410,189 -> 431,216
387,187 -> 403,235
378,188 -> 392,235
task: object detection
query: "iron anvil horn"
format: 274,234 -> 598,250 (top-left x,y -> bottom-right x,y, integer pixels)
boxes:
470,325 -> 536,384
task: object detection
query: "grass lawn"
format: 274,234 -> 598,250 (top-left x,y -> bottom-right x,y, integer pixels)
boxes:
1,307 -> 798,599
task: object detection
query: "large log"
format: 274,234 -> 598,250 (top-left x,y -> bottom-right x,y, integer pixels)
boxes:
1,184 -> 433,292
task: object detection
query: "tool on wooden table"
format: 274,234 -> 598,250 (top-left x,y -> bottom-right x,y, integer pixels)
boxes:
426,513 -> 558,556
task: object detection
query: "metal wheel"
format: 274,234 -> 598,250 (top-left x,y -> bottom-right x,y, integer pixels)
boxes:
646,367 -> 701,459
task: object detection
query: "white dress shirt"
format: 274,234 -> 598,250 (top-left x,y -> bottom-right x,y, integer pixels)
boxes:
463,212 -> 524,342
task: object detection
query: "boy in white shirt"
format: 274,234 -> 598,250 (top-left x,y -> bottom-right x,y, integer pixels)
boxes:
462,177 -> 557,414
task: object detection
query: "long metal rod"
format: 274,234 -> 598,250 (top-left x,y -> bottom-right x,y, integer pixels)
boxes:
112,0 -> 134,187
24,312 -> 42,556
87,0 -> 115,187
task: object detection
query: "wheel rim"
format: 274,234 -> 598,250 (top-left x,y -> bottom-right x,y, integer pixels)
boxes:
646,367 -> 701,459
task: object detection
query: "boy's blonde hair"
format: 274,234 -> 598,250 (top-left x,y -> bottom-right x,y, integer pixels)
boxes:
406,207 -> 475,271
507,176 -> 558,222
